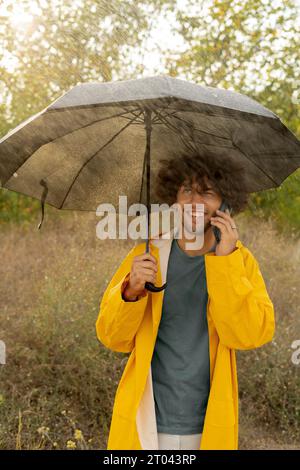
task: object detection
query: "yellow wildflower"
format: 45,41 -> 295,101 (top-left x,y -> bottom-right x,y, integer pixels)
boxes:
37,426 -> 50,435
74,429 -> 83,441
66,440 -> 76,449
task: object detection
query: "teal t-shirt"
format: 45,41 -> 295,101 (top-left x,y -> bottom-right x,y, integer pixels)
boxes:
151,237 -> 216,434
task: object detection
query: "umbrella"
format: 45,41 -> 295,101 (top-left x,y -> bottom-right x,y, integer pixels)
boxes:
0,75 -> 299,292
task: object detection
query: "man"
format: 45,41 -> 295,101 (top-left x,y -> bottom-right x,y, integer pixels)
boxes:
96,150 -> 275,450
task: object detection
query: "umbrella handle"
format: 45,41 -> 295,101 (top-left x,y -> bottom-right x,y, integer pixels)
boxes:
142,107 -> 167,293
145,280 -> 167,292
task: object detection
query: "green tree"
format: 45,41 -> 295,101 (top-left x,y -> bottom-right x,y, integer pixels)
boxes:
0,0 -> 299,233
162,0 -> 300,234
0,0 -> 166,223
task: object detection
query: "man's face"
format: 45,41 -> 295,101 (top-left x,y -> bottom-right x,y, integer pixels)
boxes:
176,175 -> 223,235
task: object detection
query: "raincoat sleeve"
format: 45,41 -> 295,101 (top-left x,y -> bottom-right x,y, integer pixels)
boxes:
205,244 -> 275,350
95,246 -> 149,353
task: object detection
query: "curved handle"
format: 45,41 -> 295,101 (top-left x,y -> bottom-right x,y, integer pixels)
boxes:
145,281 -> 167,292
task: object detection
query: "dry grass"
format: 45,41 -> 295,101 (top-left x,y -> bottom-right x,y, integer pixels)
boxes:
0,210 -> 299,449
234,214 -> 300,448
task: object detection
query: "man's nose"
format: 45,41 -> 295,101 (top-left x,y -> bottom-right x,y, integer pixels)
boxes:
191,191 -> 205,205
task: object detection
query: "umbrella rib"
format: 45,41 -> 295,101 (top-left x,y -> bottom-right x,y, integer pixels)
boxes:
247,151 -> 300,158
231,142 -> 280,186
49,108 -> 142,144
253,155 -> 300,159
58,110 -> 144,209
162,111 -> 231,141
2,108 -> 143,187
153,109 -> 197,153
149,101 -> 180,125
157,109 -> 206,144
161,104 -> 276,126
120,115 -> 145,123
152,109 -> 179,124
155,109 -> 235,151
154,110 -> 281,186
120,106 -> 146,122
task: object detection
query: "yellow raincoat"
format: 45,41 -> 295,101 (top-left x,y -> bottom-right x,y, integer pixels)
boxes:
96,228 -> 275,450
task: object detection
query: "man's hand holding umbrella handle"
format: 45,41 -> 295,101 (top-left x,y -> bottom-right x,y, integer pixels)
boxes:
122,253 -> 158,301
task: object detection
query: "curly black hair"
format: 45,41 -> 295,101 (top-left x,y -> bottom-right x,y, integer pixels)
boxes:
154,147 -> 250,216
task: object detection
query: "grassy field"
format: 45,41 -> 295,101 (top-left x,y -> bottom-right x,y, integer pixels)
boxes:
0,210 -> 299,449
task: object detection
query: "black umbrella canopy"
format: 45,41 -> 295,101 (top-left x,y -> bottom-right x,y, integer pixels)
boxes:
0,75 -> 300,215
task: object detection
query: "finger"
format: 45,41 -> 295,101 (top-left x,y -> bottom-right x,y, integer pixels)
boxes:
138,270 -> 157,283
210,219 -> 229,234
139,267 -> 158,277
215,215 -> 237,233
216,209 -> 234,222
136,253 -> 157,264
211,217 -> 231,231
144,273 -> 157,283
211,219 -> 237,238
141,260 -> 158,271
136,259 -> 158,271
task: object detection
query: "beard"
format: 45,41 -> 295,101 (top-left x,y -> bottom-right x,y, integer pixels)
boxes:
172,204 -> 212,249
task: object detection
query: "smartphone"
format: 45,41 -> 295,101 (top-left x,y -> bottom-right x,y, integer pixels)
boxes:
212,200 -> 233,244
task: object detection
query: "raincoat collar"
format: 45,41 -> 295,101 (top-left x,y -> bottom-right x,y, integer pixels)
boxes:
148,226 -> 243,271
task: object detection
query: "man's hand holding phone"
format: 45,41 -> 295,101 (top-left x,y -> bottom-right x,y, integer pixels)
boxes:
210,208 -> 239,256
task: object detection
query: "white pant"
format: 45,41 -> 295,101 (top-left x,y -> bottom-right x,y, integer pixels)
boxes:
157,432 -> 202,450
